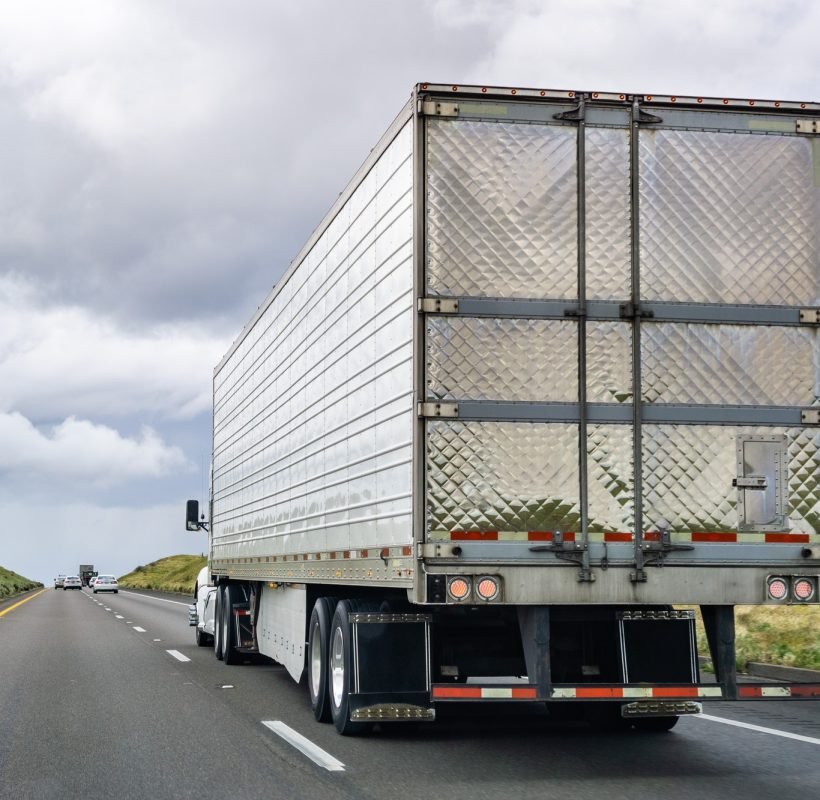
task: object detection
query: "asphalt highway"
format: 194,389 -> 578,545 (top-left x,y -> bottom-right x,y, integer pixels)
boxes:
2,588 -> 820,800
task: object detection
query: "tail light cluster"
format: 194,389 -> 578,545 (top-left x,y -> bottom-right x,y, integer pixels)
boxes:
426,574 -> 503,603
766,575 -> 818,604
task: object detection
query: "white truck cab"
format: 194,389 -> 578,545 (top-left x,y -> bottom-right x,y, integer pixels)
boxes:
189,566 -> 217,647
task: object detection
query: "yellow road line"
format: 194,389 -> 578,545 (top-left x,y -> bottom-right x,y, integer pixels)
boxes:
0,589 -> 46,618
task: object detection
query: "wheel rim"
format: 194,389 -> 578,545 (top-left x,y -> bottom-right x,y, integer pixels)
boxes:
330,626 -> 345,707
309,621 -> 322,699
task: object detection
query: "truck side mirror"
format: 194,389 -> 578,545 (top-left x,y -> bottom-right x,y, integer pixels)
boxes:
186,500 -> 201,531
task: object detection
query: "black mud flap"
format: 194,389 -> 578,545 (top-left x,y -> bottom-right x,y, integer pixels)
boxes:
347,612 -> 434,723
618,610 -> 699,683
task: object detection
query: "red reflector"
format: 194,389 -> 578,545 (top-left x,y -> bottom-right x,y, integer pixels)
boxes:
789,685 -> 820,697
432,686 -> 482,699
654,686 -> 700,698
765,533 -> 810,544
693,532 -> 737,542
605,533 -> 632,542
451,531 -> 498,541
512,687 -> 538,699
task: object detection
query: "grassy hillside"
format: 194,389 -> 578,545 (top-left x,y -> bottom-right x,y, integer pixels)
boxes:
0,566 -> 43,598
118,554 -> 206,595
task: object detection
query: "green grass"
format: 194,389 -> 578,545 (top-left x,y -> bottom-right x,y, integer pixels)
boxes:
733,605 -> 820,671
692,605 -> 820,672
0,566 -> 43,598
118,554 -> 206,595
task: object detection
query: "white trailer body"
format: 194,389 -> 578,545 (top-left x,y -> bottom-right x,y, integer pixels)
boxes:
194,84 -> 820,734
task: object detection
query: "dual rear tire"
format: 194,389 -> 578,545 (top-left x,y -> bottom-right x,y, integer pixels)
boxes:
308,598 -> 376,735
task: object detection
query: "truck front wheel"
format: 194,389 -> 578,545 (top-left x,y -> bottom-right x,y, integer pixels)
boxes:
213,585 -> 224,661
221,584 -> 240,665
308,597 -> 337,723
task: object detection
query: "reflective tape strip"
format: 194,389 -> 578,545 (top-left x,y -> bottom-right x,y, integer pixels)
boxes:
740,685 -> 820,698
552,686 -> 723,699
428,530 -> 820,545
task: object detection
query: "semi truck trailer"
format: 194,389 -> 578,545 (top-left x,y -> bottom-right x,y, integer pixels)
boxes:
187,82 -> 820,735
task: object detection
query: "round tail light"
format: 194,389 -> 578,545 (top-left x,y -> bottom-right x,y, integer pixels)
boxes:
476,576 -> 500,601
447,577 -> 471,601
767,576 -> 789,601
793,578 -> 816,602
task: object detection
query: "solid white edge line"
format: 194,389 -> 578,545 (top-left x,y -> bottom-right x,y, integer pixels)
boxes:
694,713 -> 820,746
120,590 -> 191,607
166,649 -> 191,662
262,721 -> 345,772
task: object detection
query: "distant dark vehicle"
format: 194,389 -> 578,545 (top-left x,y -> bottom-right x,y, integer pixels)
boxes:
79,565 -> 96,586
62,576 -> 82,590
93,575 -> 118,594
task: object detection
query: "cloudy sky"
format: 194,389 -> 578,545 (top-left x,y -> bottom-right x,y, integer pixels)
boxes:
1,0 -> 818,584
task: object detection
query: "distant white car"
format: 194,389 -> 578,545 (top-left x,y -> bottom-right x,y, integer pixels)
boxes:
93,575 -> 119,594
190,566 -> 216,647
88,576 -> 98,589
62,576 -> 82,590
54,575 -> 66,589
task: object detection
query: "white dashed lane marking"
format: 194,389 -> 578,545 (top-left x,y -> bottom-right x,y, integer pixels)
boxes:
166,650 -> 191,662
132,626 -> 146,633
262,721 -> 345,772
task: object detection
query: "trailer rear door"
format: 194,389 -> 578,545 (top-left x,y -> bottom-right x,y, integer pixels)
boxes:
417,89 -> 819,584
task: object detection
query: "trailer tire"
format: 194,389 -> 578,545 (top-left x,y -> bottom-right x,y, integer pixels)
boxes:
632,715 -> 679,732
308,597 -> 337,722
222,584 -> 240,665
213,584 -> 224,661
328,600 -> 377,736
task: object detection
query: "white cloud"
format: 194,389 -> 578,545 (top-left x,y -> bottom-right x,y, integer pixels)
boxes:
0,412 -> 190,485
1,500 -> 206,585
436,0 -> 820,101
0,274 -> 227,421
1,1 -> 236,156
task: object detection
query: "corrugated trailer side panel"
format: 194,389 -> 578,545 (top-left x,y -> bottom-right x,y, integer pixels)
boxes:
211,119 -> 416,582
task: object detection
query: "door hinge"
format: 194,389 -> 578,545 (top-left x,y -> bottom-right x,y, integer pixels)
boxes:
419,100 -> 460,118
802,409 -> 820,425
418,297 -> 459,314
799,308 -> 820,324
619,302 -> 654,320
418,402 -> 459,418
796,120 -> 820,135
